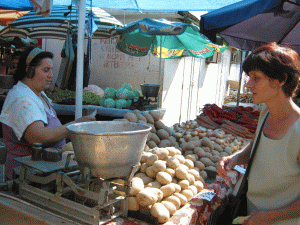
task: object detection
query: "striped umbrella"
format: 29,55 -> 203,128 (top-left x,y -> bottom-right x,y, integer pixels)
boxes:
0,4 -> 123,39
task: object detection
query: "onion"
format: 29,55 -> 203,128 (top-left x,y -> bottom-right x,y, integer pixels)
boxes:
215,138 -> 225,145
198,133 -> 206,138
209,136 -> 216,141
191,131 -> 199,137
184,134 -> 192,142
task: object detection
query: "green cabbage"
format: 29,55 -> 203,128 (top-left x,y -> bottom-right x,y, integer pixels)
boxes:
133,89 -> 141,98
126,99 -> 132,107
116,88 -> 129,99
104,87 -> 116,99
115,99 -> 127,109
104,98 -> 115,108
121,82 -> 132,91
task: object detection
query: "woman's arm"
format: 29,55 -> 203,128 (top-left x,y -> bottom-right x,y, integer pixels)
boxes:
23,116 -> 95,145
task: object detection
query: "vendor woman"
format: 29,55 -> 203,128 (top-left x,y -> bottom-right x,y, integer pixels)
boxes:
0,46 -> 95,180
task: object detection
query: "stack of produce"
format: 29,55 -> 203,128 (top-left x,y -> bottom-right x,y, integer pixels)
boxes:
224,92 -> 253,103
196,104 -> 260,138
45,88 -> 102,105
100,83 -> 141,109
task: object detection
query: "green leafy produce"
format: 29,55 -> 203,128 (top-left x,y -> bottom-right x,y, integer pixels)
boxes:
115,99 -> 127,109
116,88 -> 129,99
99,97 -> 106,107
133,89 -> 141,98
104,98 -> 115,108
104,87 -> 116,99
121,82 -> 133,91
127,90 -> 135,100
126,99 -> 132,107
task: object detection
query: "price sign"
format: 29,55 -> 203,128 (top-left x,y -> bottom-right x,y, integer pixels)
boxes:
234,165 -> 246,174
195,190 -> 216,201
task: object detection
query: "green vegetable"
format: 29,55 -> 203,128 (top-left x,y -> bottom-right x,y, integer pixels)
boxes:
104,87 -> 116,99
121,82 -> 132,91
116,88 -> 129,99
104,98 -> 115,108
115,99 -> 127,109
133,89 -> 141,98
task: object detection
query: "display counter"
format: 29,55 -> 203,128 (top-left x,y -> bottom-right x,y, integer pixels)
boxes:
0,170 -> 242,225
53,104 -> 166,118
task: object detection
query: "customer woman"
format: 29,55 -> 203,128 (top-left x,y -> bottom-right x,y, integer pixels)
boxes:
217,42 -> 300,225
0,46 -> 95,180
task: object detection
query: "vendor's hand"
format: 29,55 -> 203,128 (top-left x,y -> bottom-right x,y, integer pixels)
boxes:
217,155 -> 236,182
243,210 -> 274,225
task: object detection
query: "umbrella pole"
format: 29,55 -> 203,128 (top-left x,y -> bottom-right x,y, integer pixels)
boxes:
75,0 -> 86,119
158,36 -> 162,85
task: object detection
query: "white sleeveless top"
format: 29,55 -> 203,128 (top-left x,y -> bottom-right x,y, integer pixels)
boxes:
247,105 -> 300,225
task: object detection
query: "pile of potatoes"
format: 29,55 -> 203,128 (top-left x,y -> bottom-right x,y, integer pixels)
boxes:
114,146 -> 206,224
123,110 -> 180,149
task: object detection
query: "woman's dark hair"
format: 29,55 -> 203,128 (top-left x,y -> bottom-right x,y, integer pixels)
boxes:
242,42 -> 300,97
13,45 -> 54,83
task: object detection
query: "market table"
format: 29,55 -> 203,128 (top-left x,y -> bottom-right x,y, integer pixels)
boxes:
0,170 -> 242,225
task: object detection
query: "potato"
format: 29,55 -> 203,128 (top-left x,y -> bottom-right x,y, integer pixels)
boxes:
136,113 -> 147,122
164,196 -> 181,210
147,181 -> 162,189
187,174 -> 195,185
173,154 -> 185,164
143,112 -> 155,124
213,142 -> 223,152
194,161 -> 206,170
166,157 -> 180,169
200,157 -> 214,167
148,123 -> 156,133
165,147 -> 177,156
159,139 -> 171,148
146,166 -> 157,178
124,112 -> 138,122
165,168 -> 175,178
206,165 -> 217,172
185,154 -> 198,162
188,185 -> 198,196
128,196 -> 139,211
150,203 -> 170,224
135,172 -> 147,179
184,150 -> 194,156
178,180 -> 190,189
147,140 -> 157,149
188,169 -> 201,181
211,155 -> 221,163
153,148 -> 169,160
199,170 -> 208,180
184,159 -> 194,170
180,189 -> 194,201
201,137 -> 214,150
152,160 -> 167,173
130,177 -> 144,195
164,126 -> 173,136
154,120 -> 167,129
171,177 -> 178,184
140,176 -> 154,185
161,201 -> 176,216
147,154 -> 158,166
171,183 -> 181,193
144,187 -> 163,201
156,172 -> 172,185
136,189 -> 158,206
156,129 -> 170,140
150,133 -> 161,145
173,193 -> 188,206
194,181 -> 204,192
204,152 -> 214,161
160,184 -> 175,197
183,141 -> 197,151
168,136 -> 177,146
141,152 -> 152,163
140,163 -> 148,173
175,166 -> 189,180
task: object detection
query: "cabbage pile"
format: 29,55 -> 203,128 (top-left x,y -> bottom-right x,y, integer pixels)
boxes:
100,82 -> 141,109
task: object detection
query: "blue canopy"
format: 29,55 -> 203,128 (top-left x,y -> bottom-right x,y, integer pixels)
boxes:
1,0 -> 244,11
200,0 -> 282,43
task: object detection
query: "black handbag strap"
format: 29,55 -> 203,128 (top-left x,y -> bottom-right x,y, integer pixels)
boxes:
235,111 -> 269,197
